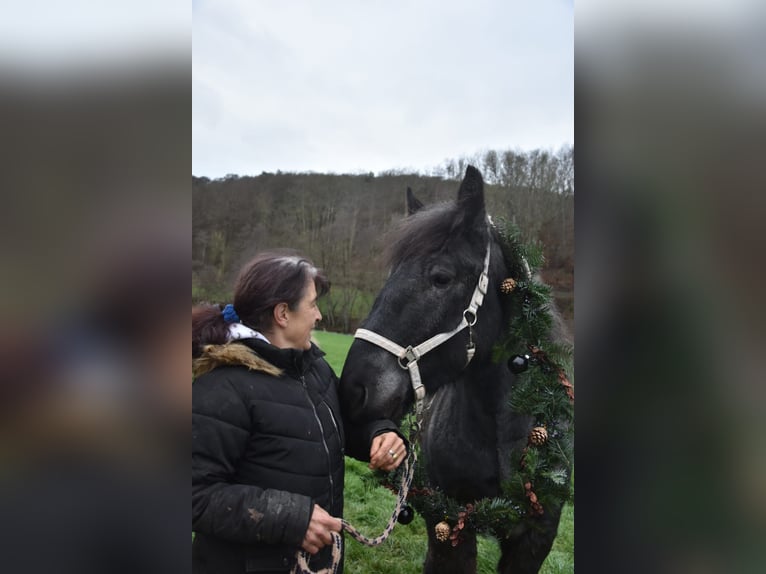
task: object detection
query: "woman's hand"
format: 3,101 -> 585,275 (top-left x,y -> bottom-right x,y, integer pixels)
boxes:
301,504 -> 342,555
368,431 -> 407,472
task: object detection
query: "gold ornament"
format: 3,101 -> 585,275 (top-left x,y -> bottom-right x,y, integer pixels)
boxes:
529,426 -> 548,446
500,277 -> 517,294
434,521 -> 451,542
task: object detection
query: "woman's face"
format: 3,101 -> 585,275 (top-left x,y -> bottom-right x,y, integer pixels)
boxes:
283,278 -> 322,350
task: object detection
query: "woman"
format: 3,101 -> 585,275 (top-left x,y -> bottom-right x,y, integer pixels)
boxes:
192,251 -> 406,574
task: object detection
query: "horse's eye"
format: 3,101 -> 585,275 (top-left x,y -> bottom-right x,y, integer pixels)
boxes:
431,271 -> 453,288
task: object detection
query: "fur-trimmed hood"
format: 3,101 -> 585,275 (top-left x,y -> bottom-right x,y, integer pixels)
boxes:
193,342 -> 283,379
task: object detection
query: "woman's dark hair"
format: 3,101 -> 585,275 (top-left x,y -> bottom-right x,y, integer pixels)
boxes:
192,251 -> 329,357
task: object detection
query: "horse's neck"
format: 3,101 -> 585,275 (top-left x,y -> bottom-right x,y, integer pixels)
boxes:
420,361 -> 514,498
426,360 -> 510,441
464,360 -> 512,416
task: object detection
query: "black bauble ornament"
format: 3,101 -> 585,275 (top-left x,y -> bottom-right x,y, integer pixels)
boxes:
397,505 -> 415,525
509,354 -> 529,374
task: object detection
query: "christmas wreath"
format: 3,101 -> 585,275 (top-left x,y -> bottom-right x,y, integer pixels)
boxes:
371,219 -> 574,544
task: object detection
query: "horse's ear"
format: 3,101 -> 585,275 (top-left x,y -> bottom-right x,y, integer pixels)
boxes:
457,165 -> 486,231
406,187 -> 424,215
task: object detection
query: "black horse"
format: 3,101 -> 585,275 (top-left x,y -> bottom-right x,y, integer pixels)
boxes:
339,166 -> 571,574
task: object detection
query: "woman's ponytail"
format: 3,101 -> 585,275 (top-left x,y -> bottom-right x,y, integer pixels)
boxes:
192,303 -> 229,357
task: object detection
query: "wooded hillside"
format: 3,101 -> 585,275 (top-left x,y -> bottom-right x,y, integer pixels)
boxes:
193,146 -> 573,333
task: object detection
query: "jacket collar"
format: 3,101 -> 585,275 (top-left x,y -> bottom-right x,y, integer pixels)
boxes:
192,337 -> 325,379
246,338 -> 325,376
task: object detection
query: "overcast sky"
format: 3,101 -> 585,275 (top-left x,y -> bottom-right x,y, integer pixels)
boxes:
193,0 -> 573,177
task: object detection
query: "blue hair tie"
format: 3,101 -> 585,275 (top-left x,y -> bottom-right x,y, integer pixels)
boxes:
222,303 -> 240,324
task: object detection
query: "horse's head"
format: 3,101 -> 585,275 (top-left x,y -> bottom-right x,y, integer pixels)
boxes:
340,166 -> 508,425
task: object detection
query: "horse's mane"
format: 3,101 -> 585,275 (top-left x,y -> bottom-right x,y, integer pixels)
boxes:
386,203 -> 460,267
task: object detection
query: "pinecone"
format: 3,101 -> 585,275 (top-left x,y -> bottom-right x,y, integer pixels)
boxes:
529,426 -> 548,446
500,277 -> 517,294
434,521 -> 451,542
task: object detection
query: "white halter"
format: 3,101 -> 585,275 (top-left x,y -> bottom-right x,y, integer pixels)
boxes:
354,236 -> 492,421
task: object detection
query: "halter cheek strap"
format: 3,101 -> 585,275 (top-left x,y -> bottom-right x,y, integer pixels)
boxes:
354,236 -> 492,420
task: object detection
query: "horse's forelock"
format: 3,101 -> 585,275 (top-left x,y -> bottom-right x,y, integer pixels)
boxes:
385,203 -> 460,267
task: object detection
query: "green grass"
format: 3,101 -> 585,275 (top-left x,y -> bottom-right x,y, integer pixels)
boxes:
313,330 -> 574,573
313,330 -> 355,373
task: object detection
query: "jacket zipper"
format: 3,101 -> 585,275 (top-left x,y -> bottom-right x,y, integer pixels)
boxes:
325,404 -> 343,453
300,375 -> 335,510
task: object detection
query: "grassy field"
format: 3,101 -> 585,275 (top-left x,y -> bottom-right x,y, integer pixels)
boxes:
313,330 -> 356,373
313,330 -> 574,574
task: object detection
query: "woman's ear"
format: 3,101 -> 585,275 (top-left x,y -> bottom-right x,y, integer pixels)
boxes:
273,302 -> 289,328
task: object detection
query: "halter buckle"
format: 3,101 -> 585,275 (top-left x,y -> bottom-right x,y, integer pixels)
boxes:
397,346 -> 419,369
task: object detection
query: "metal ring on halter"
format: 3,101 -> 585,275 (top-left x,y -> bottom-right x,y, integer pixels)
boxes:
463,309 -> 477,326
397,346 -> 418,370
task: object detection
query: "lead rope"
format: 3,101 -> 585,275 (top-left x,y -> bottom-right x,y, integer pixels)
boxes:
292,448 -> 417,574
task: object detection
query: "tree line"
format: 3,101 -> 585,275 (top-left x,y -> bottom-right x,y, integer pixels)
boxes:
193,146 -> 573,333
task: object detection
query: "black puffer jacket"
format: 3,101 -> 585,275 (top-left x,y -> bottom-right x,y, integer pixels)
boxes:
192,339 -> 347,574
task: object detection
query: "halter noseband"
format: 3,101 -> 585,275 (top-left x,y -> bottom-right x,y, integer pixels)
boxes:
354,234 -> 492,423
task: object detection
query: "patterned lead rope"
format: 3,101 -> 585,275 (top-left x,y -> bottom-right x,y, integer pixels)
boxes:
292,449 -> 417,574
